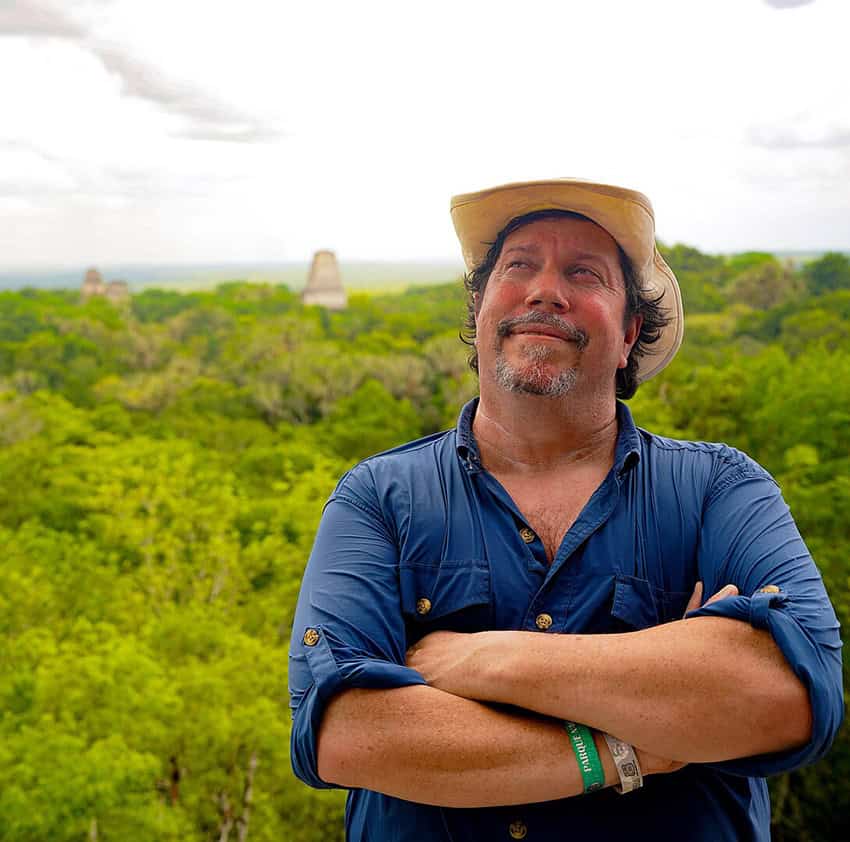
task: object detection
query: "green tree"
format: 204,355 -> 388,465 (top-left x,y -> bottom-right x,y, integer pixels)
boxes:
320,378 -> 424,461
726,258 -> 803,310
803,251 -> 850,296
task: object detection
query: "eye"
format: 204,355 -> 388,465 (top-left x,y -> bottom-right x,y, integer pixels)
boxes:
506,259 -> 531,270
569,265 -> 602,282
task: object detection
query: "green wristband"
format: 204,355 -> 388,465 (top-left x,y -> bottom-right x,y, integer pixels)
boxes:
564,721 -> 605,793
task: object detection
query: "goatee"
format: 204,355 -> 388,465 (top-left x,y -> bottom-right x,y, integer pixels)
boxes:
492,312 -> 586,397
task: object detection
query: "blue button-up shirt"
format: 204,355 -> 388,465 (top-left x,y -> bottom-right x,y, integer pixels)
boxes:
289,399 -> 843,841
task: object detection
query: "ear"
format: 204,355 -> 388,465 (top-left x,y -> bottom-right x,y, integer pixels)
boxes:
618,314 -> 643,369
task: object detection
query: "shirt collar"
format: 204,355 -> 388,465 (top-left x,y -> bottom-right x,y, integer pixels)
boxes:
455,397 -> 482,471
455,396 -> 641,476
613,400 -> 642,477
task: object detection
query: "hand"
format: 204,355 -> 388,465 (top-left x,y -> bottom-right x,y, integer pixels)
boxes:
634,746 -> 686,777
406,630 -> 493,699
684,581 -> 739,616
629,581 -> 741,778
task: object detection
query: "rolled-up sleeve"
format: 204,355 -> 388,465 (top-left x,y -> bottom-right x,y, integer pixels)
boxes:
687,459 -> 844,776
288,465 -> 426,789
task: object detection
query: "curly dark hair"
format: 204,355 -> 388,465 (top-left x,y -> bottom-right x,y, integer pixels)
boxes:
460,209 -> 670,399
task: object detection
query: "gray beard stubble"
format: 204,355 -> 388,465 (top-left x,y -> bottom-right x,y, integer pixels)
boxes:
493,312 -> 588,398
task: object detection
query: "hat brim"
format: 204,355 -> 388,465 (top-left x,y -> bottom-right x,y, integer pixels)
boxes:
450,178 -> 683,384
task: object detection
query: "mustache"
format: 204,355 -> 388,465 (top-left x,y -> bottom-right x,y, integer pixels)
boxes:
496,312 -> 589,350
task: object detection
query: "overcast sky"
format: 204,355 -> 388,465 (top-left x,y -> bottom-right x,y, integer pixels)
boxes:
1,0 -> 848,267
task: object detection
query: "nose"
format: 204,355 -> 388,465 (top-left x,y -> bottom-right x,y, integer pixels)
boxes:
524,266 -> 570,312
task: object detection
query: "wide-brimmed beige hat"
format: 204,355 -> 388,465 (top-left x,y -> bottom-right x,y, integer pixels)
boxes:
450,178 -> 683,383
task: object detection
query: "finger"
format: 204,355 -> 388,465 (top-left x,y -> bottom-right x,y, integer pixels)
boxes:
684,581 -> 704,616
704,584 -> 739,606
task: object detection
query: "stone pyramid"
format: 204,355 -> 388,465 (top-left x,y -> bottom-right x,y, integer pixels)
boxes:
105,280 -> 129,303
302,250 -> 347,310
81,267 -> 105,299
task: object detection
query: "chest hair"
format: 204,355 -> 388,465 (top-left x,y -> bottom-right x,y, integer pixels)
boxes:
524,504 -> 577,563
499,477 -> 604,564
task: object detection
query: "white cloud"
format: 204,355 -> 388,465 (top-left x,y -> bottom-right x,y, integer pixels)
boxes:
0,0 -> 85,36
764,0 -> 815,8
0,0 -> 282,143
750,122 -> 850,150
88,40 -> 283,142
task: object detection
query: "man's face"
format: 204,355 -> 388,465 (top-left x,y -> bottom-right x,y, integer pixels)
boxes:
473,216 -> 641,399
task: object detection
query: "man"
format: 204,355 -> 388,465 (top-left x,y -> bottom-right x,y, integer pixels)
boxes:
289,179 -> 843,841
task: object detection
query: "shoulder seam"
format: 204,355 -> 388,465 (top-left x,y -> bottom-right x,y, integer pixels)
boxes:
708,465 -> 778,503
329,492 -> 383,521
640,430 -> 764,470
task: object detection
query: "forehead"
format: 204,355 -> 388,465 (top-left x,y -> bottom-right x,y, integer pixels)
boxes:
500,215 -> 621,262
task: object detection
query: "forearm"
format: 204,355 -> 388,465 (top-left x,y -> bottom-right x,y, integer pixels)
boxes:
472,617 -> 812,762
317,683 -> 622,807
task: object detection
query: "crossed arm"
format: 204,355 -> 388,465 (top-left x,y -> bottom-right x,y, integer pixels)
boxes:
404,606 -> 812,762
298,468 -> 838,807
316,583 -> 812,804
318,683 -> 628,807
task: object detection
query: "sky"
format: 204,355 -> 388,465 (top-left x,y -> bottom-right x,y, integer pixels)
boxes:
1,0 -> 848,268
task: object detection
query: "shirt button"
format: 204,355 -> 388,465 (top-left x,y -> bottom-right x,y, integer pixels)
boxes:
759,585 -> 781,594
303,628 -> 320,647
509,820 -> 528,839
535,613 -> 553,630
519,527 -> 536,544
416,597 -> 432,616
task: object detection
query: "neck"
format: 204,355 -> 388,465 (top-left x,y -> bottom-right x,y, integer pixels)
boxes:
472,387 -> 620,475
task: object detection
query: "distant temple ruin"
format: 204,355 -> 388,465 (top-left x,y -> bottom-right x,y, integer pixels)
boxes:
80,267 -> 129,304
301,250 -> 347,310
81,267 -> 105,299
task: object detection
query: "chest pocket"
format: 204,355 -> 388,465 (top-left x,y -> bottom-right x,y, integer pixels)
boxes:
400,560 -> 491,644
610,574 -> 693,631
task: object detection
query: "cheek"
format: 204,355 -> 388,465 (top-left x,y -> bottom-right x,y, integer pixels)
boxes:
474,312 -> 495,346
473,310 -> 504,356
580,295 -> 627,328
477,284 -> 523,321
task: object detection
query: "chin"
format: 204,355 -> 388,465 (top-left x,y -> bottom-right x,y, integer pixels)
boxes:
494,357 -> 578,398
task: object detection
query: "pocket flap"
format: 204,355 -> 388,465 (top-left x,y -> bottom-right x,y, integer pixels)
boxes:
400,560 -> 490,623
611,575 -> 661,629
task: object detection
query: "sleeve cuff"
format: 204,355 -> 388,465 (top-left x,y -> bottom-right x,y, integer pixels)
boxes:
686,594 -> 844,777
686,591 -> 787,630
290,625 -> 428,789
